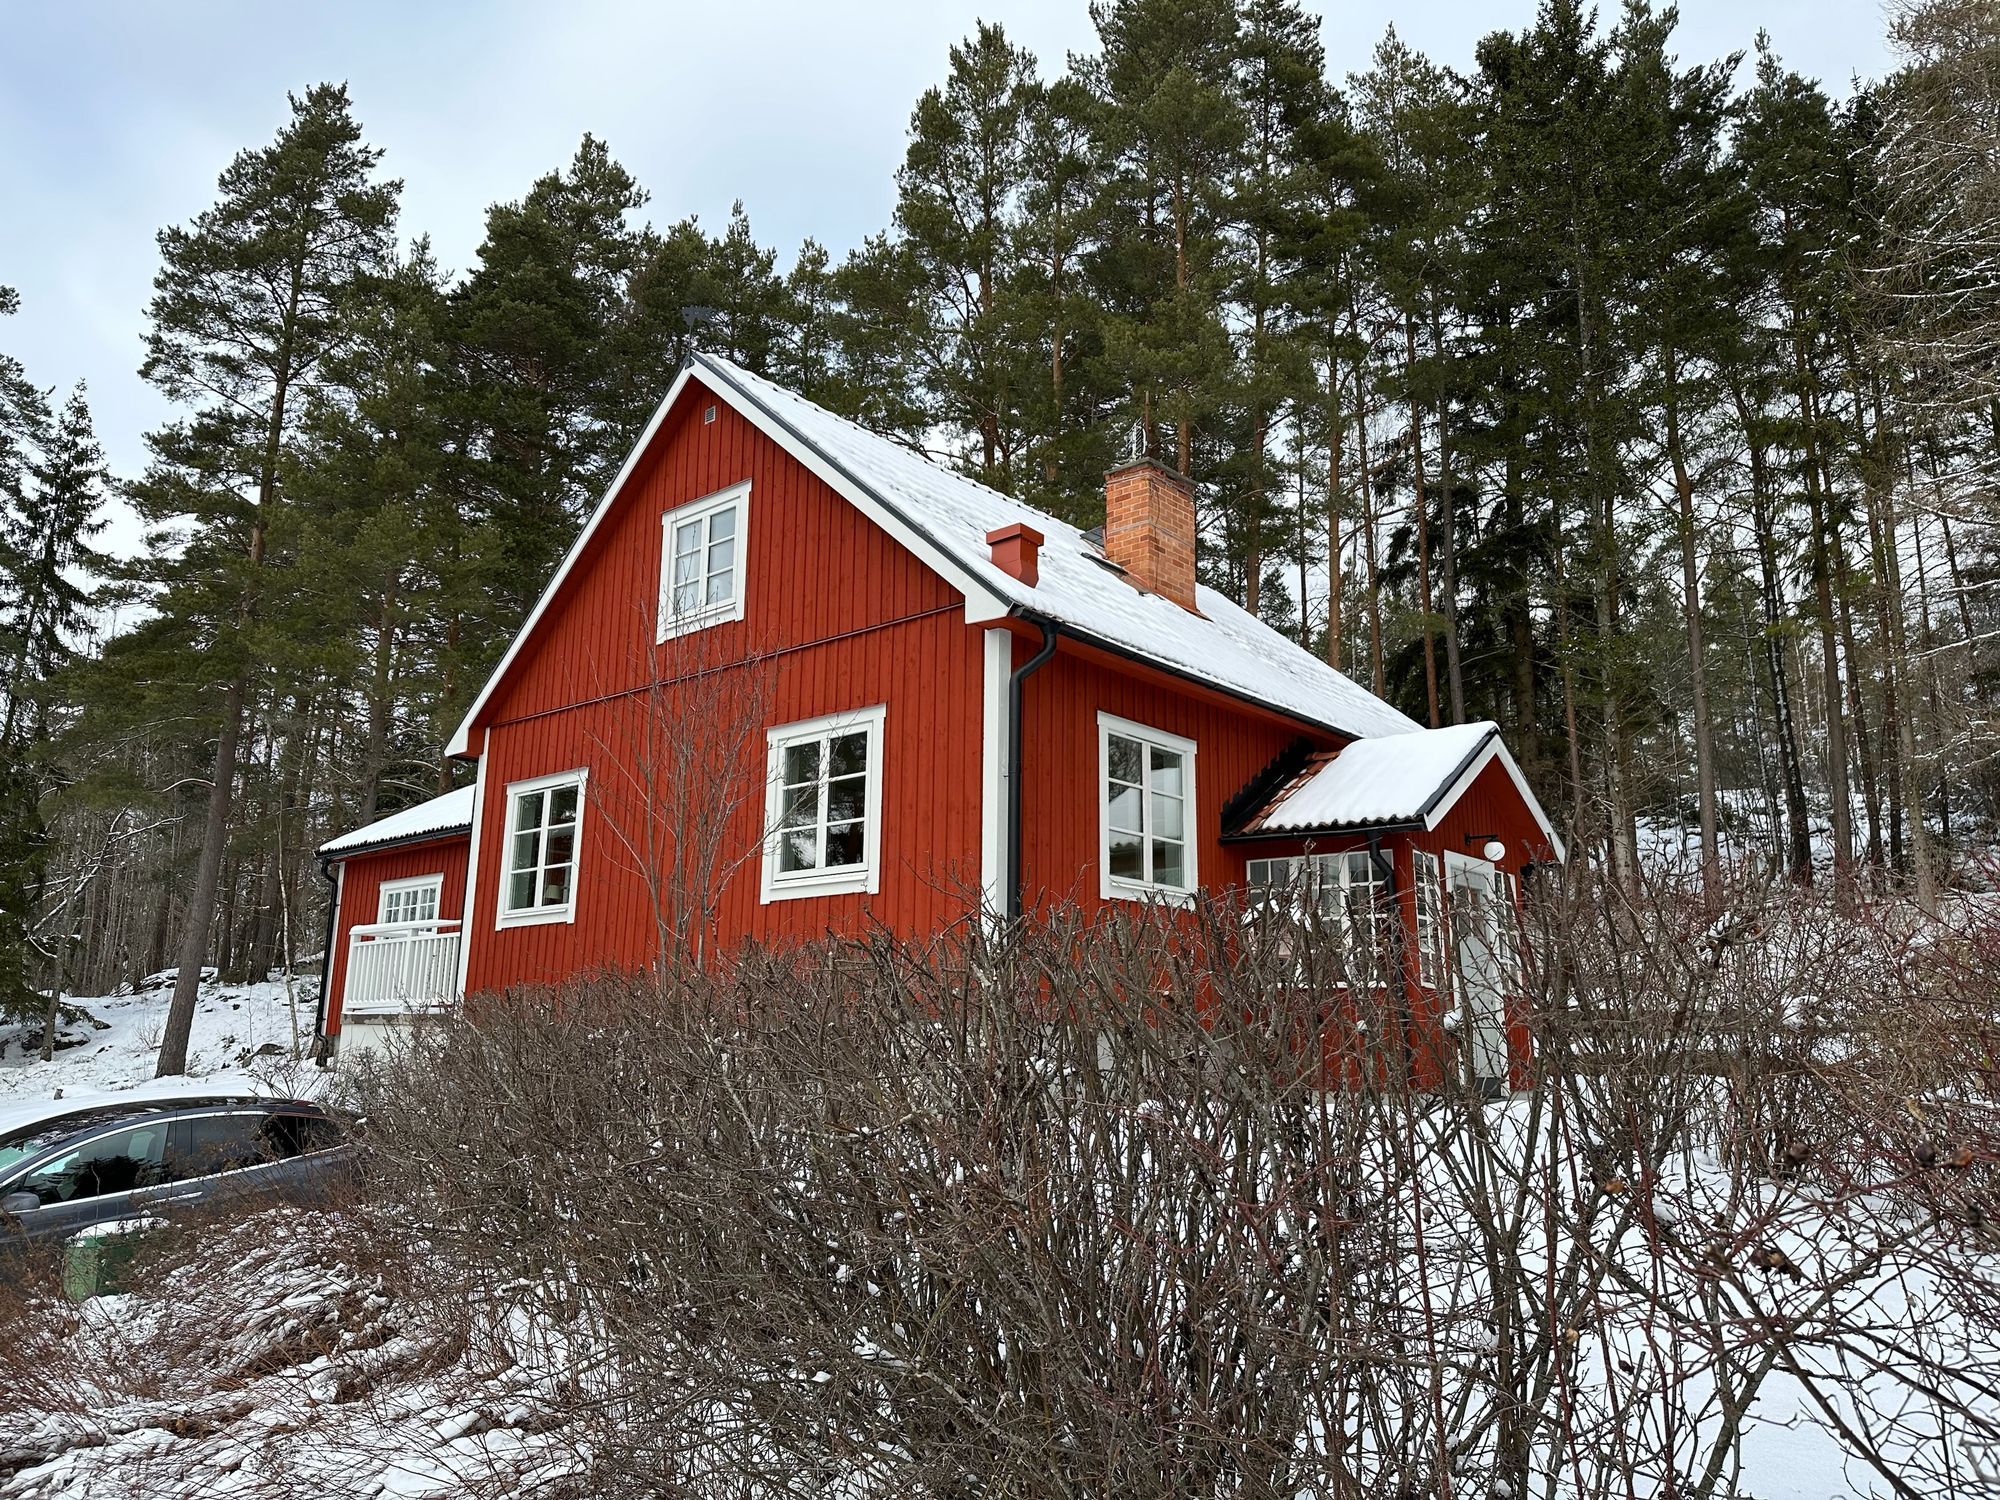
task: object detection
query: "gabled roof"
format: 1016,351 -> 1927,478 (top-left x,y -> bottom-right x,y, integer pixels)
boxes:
1229,721 -> 1566,861
447,351 -> 1419,757
319,786 -> 474,859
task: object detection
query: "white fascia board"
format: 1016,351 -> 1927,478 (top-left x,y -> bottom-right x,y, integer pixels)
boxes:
446,360 -> 1012,759
693,355 -> 1011,625
445,367 -> 702,759
1420,736 -> 1567,863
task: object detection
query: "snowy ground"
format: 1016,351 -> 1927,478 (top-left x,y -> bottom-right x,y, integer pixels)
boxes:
0,977 -> 325,1113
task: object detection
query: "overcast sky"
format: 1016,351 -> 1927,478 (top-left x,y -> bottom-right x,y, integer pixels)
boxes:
1,0 -> 1893,552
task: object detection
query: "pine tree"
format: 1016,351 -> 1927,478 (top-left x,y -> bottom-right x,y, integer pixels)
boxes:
126,83 -> 399,1076
896,21 -> 1041,490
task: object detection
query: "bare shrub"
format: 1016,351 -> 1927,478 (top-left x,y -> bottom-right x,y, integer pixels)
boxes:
337,879 -> 2000,1498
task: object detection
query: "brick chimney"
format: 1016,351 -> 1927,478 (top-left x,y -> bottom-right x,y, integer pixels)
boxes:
1104,456 -> 1198,612
986,522 -> 1043,587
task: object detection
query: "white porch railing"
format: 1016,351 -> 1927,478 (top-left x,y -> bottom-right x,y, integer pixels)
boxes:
344,920 -> 462,1016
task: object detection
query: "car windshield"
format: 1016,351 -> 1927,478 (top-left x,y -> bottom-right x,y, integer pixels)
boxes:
0,1112 -> 133,1180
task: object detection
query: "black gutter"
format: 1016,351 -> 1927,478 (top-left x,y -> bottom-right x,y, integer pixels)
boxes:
311,856 -> 340,1066
315,824 -> 473,864
1005,619 -> 1060,922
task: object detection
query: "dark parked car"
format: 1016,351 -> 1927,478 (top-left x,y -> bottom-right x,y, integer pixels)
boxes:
0,1096 -> 354,1257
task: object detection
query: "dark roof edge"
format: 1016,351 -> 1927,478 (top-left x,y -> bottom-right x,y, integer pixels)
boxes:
1413,724 -> 1502,823
318,822 -> 473,864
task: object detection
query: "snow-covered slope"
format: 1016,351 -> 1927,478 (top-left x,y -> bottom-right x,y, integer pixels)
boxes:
0,978 -> 324,1113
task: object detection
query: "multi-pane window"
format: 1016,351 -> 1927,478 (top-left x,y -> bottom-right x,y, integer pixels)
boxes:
499,772 -> 584,924
658,482 -> 749,639
1099,714 -> 1196,900
378,875 -> 442,927
763,706 -> 886,900
1413,851 -> 1445,988
1243,851 -> 1393,977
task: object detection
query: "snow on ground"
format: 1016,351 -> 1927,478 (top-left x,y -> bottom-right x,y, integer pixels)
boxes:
0,977 -> 325,1113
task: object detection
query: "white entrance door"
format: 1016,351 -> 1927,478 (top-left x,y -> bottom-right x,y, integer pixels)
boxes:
1444,853 -> 1511,1087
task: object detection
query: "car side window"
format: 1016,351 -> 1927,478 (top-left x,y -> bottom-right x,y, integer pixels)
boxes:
260,1113 -> 342,1159
167,1114 -> 271,1180
12,1123 -> 170,1206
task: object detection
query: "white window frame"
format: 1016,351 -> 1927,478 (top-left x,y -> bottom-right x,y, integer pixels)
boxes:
1413,849 -> 1446,989
496,769 -> 588,929
658,480 -> 750,641
377,874 -> 443,927
1098,712 -> 1198,904
761,705 -> 887,903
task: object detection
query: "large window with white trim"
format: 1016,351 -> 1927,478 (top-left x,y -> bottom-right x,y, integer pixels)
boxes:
762,705 -> 886,901
498,771 -> 585,926
377,875 -> 442,927
1099,714 -> 1196,901
1244,851 -> 1395,978
658,481 -> 749,640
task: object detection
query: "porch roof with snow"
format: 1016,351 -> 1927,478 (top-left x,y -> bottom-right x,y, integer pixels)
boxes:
318,786 -> 475,860
1227,721 -> 1566,859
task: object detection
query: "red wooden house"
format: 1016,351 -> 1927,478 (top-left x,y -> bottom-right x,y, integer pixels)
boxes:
315,353 -> 1562,1082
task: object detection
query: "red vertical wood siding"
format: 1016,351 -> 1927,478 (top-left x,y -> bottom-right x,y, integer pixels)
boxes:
461,381 -> 986,993
1013,640 -> 1337,915
324,836 -> 470,1035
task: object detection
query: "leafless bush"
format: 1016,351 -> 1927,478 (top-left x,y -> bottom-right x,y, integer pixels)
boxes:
339,879 -> 2000,1498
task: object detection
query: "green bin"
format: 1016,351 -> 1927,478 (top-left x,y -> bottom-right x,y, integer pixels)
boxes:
61,1217 -> 161,1302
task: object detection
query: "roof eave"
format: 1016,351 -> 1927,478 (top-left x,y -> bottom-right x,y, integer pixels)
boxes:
317,823 -> 474,864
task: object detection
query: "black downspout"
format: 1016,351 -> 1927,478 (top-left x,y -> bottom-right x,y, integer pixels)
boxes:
311,856 -> 340,1067
1006,620 -> 1060,922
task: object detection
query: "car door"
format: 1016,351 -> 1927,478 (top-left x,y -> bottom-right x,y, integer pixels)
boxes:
0,1121 -> 172,1245
157,1111 -> 288,1209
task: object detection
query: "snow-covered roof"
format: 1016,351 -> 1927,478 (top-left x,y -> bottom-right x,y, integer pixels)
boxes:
447,353 -> 1419,756
1232,721 -> 1565,859
318,786 -> 474,858
697,355 -> 1420,741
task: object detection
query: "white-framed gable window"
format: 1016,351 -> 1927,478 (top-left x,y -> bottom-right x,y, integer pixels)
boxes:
1099,713 -> 1197,902
497,769 -> 586,928
378,875 -> 443,927
761,705 -> 886,902
658,480 -> 750,640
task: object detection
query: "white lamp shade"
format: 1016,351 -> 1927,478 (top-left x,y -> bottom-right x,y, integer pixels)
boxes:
1482,839 -> 1507,863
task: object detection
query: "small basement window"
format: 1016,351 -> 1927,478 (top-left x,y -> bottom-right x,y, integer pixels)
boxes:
498,770 -> 586,927
1099,713 -> 1197,902
762,706 -> 887,902
659,480 -> 750,641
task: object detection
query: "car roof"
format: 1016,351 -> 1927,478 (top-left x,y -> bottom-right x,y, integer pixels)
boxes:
0,1076 -> 329,1138
0,1091 -> 323,1145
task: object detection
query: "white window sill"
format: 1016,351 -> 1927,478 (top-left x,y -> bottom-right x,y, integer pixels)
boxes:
495,905 -> 577,930
763,866 -> 877,902
1102,879 -> 1196,908
656,601 -> 744,643
343,1000 -> 457,1019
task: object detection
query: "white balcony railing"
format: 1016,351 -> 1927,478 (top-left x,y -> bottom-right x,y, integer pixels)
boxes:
344,920 -> 462,1017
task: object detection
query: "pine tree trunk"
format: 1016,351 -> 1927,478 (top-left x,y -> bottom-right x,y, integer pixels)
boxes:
1427,305 -> 1465,724
1663,350 -> 1720,900
1349,300 -> 1383,699
157,674 -> 245,1075
1326,360 -> 1344,671
1404,320 -> 1440,729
